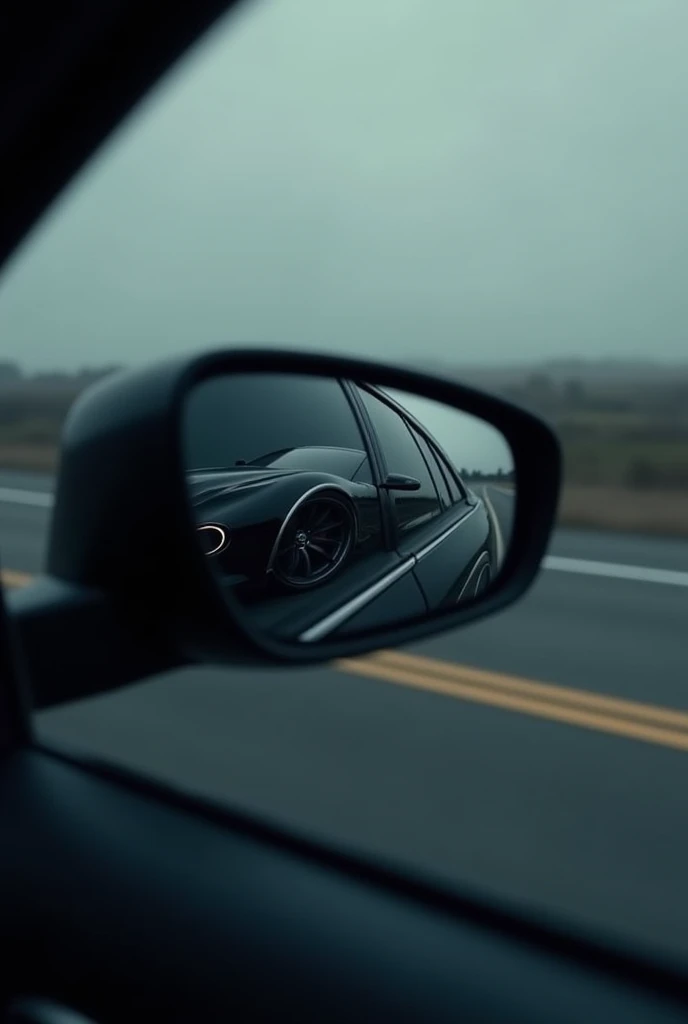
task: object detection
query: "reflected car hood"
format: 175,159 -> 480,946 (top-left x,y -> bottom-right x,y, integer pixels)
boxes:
187,467 -> 302,505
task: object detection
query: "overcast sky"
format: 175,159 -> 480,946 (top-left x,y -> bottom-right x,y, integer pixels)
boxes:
1,0 -> 687,373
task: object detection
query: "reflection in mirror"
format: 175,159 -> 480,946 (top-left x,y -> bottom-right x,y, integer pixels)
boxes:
183,373 -> 515,644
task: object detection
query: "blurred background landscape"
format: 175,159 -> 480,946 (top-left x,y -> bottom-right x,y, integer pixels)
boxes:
2,355 -> 687,537
3,0 -> 688,967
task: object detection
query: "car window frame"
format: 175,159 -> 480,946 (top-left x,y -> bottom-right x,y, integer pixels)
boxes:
351,383 -> 446,539
422,433 -> 469,504
186,373 -> 371,472
433,444 -> 468,502
341,379 -> 396,551
404,418 -> 469,505
409,427 -> 454,509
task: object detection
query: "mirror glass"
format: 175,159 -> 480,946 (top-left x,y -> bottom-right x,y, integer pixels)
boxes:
183,372 -> 515,644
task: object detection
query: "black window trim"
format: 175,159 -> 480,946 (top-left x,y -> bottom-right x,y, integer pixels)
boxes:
340,380 -> 383,484
340,379 -> 396,552
407,424 -> 454,510
356,383 -> 465,492
425,434 -> 469,503
356,382 -> 466,502
352,382 -> 449,539
395,403 -> 468,504
404,424 -> 446,510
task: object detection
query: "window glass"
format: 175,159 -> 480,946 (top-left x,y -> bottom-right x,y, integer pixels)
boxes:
357,387 -> 441,533
353,458 -> 374,485
185,374 -> 364,470
412,430 -> 452,508
430,442 -> 466,504
441,457 -> 465,503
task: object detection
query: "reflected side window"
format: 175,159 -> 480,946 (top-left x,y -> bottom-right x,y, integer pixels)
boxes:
185,374 -> 365,470
416,433 -> 466,505
356,387 -> 441,534
436,448 -> 466,503
412,431 -> 453,509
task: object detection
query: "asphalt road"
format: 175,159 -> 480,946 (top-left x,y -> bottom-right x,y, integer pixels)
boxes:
2,470 -> 688,964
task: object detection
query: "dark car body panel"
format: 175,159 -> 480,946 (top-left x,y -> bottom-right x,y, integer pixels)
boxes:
403,499 -> 494,608
245,547 -> 426,640
189,458 -> 384,587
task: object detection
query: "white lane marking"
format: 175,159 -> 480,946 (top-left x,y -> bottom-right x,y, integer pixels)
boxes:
543,555 -> 688,589
0,487 -> 54,508
481,487 -> 505,567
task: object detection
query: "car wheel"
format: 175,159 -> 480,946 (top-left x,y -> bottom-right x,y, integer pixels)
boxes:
273,494 -> 356,590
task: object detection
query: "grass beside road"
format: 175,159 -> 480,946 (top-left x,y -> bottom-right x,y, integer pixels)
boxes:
557,485 -> 688,539
0,443 -> 59,471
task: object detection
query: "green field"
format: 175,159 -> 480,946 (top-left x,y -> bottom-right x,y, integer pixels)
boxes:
558,485 -> 688,538
563,438 -> 688,489
0,381 -> 80,470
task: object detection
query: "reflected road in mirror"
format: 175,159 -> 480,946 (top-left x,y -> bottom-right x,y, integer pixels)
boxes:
184,373 -> 515,644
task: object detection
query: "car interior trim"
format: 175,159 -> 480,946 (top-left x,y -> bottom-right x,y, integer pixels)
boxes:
298,556 -> 417,642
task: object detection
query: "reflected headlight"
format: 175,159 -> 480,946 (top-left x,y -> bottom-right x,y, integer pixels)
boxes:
197,524 -> 230,556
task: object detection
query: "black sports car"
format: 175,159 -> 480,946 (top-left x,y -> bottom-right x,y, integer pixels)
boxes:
185,374 -> 499,640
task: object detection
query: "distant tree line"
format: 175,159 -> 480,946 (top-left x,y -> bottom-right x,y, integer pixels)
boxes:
458,367 -> 688,493
0,360 -> 122,387
461,468 -> 515,484
498,370 -> 688,420
0,362 -> 123,450
3,358 -> 688,493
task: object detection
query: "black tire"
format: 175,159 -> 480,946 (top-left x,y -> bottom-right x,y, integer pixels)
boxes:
272,494 -> 356,590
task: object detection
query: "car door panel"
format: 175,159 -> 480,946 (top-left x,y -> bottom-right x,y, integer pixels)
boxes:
1,748 -> 685,1024
329,563 -> 427,638
254,548 -> 426,641
404,501 -> 493,610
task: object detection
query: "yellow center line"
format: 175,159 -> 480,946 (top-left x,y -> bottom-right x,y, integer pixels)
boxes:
4,567 -> 684,751
337,650 -> 688,753
371,649 -> 688,730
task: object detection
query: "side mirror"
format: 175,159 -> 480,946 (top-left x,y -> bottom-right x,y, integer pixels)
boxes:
11,349 -> 561,708
380,474 -> 422,492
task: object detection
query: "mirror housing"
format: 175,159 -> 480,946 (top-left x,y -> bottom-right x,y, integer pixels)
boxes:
8,349 -> 561,709
379,474 -> 422,492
